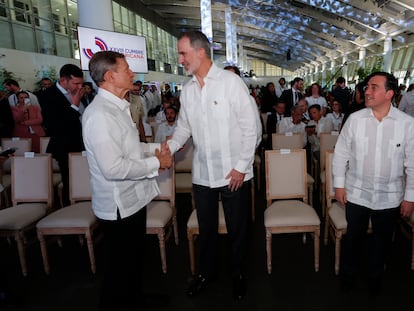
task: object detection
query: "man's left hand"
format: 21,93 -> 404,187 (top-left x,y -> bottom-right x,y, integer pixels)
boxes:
225,169 -> 245,192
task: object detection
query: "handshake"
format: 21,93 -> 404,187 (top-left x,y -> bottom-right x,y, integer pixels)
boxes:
155,142 -> 173,169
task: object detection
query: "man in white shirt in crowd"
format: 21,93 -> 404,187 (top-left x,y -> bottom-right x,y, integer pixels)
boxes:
398,86 -> 414,117
82,51 -> 172,311
306,103 -> 333,160
154,105 -> 177,143
166,31 -> 261,300
3,78 -> 40,109
333,72 -> 414,294
279,105 -> 307,147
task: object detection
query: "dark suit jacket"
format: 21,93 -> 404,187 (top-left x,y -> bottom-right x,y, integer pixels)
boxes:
40,84 -> 84,159
279,89 -> 303,116
266,113 -> 284,149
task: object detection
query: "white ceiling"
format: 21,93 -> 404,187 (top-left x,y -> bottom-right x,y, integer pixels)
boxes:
137,0 -> 414,72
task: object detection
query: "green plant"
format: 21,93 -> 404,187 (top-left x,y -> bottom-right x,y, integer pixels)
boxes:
0,67 -> 22,91
356,56 -> 383,82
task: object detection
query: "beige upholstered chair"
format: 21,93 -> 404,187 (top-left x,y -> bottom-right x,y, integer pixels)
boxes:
39,137 -> 63,208
318,132 -> 339,217
1,137 -> 33,208
187,203 -> 227,275
271,133 -> 315,205
174,137 -> 195,210
146,165 -> 178,274
264,149 -> 320,274
0,154 -> 53,276
36,152 -> 98,275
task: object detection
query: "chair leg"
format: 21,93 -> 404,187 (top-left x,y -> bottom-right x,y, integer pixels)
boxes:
15,232 -> 28,276
158,230 -> 167,274
324,214 -> 330,246
334,232 -> 342,275
266,229 -> 272,274
187,230 -> 196,276
85,231 -> 96,274
173,215 -> 179,245
321,185 -> 326,218
37,231 -> 51,275
314,229 -> 320,272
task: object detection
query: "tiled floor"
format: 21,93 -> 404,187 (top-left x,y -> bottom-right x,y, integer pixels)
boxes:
1,189 -> 414,311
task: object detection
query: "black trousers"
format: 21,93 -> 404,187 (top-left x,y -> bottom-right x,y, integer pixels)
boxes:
98,207 -> 146,311
55,153 -> 70,207
342,201 -> 399,280
193,181 -> 250,279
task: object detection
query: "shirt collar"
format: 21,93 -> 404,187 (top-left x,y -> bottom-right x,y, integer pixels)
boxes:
190,62 -> 220,84
97,88 -> 130,111
56,81 -> 68,95
364,104 -> 398,120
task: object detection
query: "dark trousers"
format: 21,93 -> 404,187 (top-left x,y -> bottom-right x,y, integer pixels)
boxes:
193,181 -> 250,279
342,201 -> 399,280
98,207 -> 146,311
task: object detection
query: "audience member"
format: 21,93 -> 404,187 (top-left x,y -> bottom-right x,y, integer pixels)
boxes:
305,83 -> 328,115
83,50 -> 172,311
342,80 -> 366,127
279,105 -> 307,147
275,77 -> 288,98
34,77 -> 53,103
260,82 -> 278,113
325,99 -> 344,131
333,72 -> 414,294
3,78 -> 40,109
154,106 -> 177,143
306,104 -> 333,160
40,64 -> 85,207
279,77 -> 304,116
331,77 -> 351,113
167,30 -> 260,300
266,101 -> 286,148
11,91 -> 45,152
297,97 -> 310,124
128,81 -> 147,142
398,87 -> 414,117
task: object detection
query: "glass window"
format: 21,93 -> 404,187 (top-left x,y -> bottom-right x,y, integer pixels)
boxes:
36,29 -> 54,54
135,15 -> 142,35
55,32 -> 71,57
13,22 -> 36,52
0,20 -> 13,48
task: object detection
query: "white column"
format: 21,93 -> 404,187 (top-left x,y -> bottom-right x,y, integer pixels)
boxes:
359,47 -> 366,69
200,0 -> 213,58
232,23 -> 238,65
225,8 -> 233,65
384,37 -> 392,73
78,0 -> 113,31
322,63 -> 326,88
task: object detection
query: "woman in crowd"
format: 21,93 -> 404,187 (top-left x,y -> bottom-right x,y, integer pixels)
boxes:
11,91 -> 45,152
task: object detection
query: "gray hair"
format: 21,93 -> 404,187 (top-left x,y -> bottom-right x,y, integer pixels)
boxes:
88,51 -> 125,86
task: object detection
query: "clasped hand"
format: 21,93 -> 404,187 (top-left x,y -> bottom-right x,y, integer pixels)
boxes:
156,143 -> 173,169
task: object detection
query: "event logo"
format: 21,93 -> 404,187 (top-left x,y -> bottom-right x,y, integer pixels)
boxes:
82,37 -> 108,59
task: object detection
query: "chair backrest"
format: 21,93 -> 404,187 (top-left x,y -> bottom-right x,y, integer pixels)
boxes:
265,149 -> 308,206
1,137 -> 33,173
272,133 -> 303,150
154,163 -> 175,207
11,154 -> 53,207
174,137 -> 193,173
69,152 -> 92,203
319,132 -> 339,172
325,150 -> 335,201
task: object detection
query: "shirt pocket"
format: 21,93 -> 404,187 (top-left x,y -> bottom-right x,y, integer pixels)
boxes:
387,139 -> 403,160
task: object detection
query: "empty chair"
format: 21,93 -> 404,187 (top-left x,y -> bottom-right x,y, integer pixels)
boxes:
146,165 -> 178,273
264,149 -> 320,274
1,137 -> 32,207
271,133 -> 315,205
318,132 -> 339,217
0,154 -> 53,276
36,152 -> 98,275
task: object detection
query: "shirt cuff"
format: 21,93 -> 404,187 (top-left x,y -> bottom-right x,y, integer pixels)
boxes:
333,176 -> 345,189
71,104 -> 80,111
404,189 -> 414,202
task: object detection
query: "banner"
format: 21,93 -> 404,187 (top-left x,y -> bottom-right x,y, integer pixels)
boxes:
78,26 -> 148,73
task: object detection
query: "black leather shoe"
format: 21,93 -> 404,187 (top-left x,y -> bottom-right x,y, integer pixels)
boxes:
186,275 -> 208,297
233,275 -> 246,300
340,274 -> 355,293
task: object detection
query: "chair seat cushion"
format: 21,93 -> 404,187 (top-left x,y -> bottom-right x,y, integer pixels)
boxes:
187,203 -> 226,229
36,202 -> 96,228
175,173 -> 192,191
0,203 -> 48,230
264,200 -> 320,227
146,201 -> 172,228
328,202 -> 347,230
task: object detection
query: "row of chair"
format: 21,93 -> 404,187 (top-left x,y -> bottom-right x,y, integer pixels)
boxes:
0,152 -> 177,276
